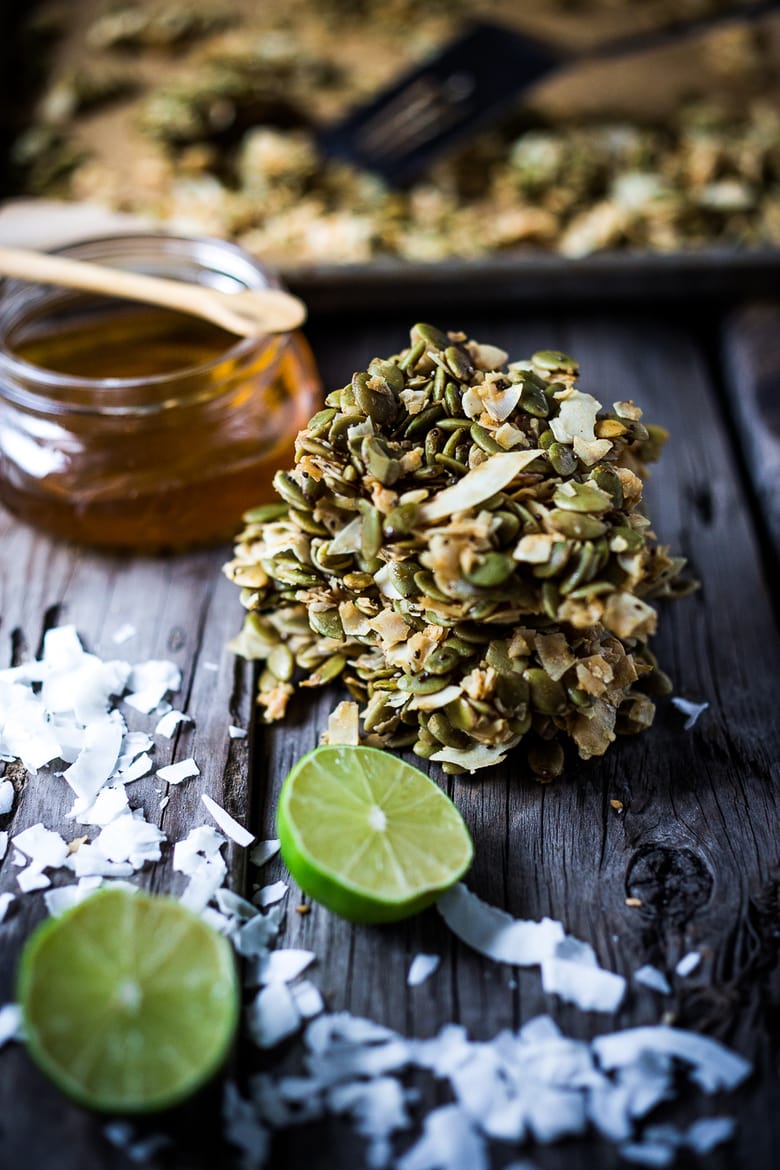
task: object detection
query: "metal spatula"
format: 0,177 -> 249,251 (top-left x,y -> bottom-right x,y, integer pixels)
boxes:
319,1 -> 778,186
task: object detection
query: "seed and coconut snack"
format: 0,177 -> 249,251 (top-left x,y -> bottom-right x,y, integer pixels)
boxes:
225,324 -> 690,778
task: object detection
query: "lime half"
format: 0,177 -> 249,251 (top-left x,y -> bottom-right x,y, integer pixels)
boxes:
276,745 -> 474,924
18,888 -> 239,1113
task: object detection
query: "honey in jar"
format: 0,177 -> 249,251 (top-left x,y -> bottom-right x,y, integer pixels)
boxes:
0,234 -> 320,551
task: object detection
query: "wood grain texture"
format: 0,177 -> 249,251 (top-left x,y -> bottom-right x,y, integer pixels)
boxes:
1,309 -> 779,1170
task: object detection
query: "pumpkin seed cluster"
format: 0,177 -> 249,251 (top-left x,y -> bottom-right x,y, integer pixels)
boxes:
225,324 -> 689,778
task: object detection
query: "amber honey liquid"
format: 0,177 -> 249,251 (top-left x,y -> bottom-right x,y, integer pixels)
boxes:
2,305 -> 319,551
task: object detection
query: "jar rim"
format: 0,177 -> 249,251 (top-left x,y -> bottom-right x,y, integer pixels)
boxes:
0,232 -> 280,397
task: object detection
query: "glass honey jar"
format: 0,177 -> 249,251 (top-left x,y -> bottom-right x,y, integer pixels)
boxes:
0,234 -> 320,551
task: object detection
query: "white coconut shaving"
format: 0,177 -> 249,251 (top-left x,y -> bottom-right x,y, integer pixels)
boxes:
592,1026 -> 751,1093
102,1122 -> 172,1163
173,825 -> 228,913
255,880 -> 288,908
407,954 -> 441,987
154,710 -> 192,738
634,966 -> 672,995
292,981 -> 325,1019
675,952 -> 701,977
223,1083 -> 271,1170
670,697 -> 709,730
259,949 -> 316,985
12,823 -> 69,888
201,793 -> 255,847
229,725 -> 248,739
111,623 -> 137,645
157,758 -> 200,785
0,831 -> 7,861
0,1004 -> 22,1048
249,839 -> 281,868
437,883 -> 565,965
247,983 -> 302,1049
0,892 -> 14,923
124,659 -> 181,714
0,779 -> 14,815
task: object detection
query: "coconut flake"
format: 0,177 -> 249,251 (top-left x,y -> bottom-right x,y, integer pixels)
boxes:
255,880 -> 289,908
396,1103 -> 489,1170
102,1122 -> 172,1163
418,451 -> 544,523
437,883 -> 565,966
0,779 -> 14,815
223,1082 -> 271,1170
249,839 -> 281,868
18,868 -> 51,893
63,716 -> 124,815
235,906 -> 283,961
328,1076 -> 409,1168
215,888 -> 259,921
111,623 -> 137,645
75,784 -> 129,827
157,758 -> 200,785
592,1026 -> 751,1092
0,892 -> 14,922
407,954 -> 440,987
671,697 -> 709,730
201,793 -> 255,847
684,1116 -> 736,1153
115,751 -> 154,784
0,831 -> 7,861
260,949 -> 316,985
94,808 -> 166,869
124,659 -> 181,713
634,965 -> 671,995
291,980 -> 324,1019
247,982 -> 301,1048
155,710 -> 191,738
618,1141 -> 676,1166
12,822 -> 69,874
228,725 -> 248,739
675,951 -> 701,977
541,954 -> 626,1013
0,1004 -> 23,1048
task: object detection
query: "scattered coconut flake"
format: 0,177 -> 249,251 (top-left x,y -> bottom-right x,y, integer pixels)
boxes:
255,880 -> 289,908
223,1082 -> 271,1170
684,1116 -> 736,1153
0,1004 -> 23,1048
397,1103 -> 489,1170
249,839 -> 281,868
670,697 -> 709,730
592,1026 -> 751,1092
63,716 -> 124,815
418,450 -> 544,523
618,1140 -> 675,1166
173,824 -> 226,871
437,883 -> 565,966
75,784 -> 129,827
44,883 -> 94,917
157,758 -> 200,785
260,949 -> 316,985
159,795 -> 169,810
17,867 -> 51,893
0,831 -> 7,861
154,709 -> 192,738
328,1076 -> 409,1168
12,822 -> 69,874
202,793 -> 255,847
541,954 -> 626,1013
0,779 -> 14,815
235,906 -> 284,961
93,808 -> 166,869
675,951 -> 701,977
124,659 -> 181,713
407,954 -> 441,987
247,982 -> 301,1048
111,623 -> 137,646
216,888 -> 258,921
102,1122 -> 172,1163
65,844 -> 134,879
291,981 -> 324,1019
634,965 -> 671,995
0,892 -> 14,922
115,751 -> 154,784
229,725 -> 248,739
11,849 -> 25,866
179,853 -> 227,914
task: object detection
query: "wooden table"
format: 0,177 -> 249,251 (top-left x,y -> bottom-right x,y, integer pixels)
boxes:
1,302 -> 778,1169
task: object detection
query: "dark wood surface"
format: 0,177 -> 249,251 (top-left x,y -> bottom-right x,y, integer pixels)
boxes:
1,306 -> 778,1169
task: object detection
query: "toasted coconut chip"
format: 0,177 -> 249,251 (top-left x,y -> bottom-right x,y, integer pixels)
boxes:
321,701 -> 360,746
418,451 -> 544,523
549,392 -> 601,444
431,739 -> 518,772
409,685 -> 462,712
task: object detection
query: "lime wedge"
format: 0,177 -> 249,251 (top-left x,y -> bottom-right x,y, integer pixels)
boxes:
276,745 -> 474,924
18,888 -> 239,1113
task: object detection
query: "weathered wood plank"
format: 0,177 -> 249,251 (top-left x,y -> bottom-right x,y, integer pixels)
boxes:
721,302 -> 780,572
0,522 -> 252,1168
261,312 -> 780,1169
